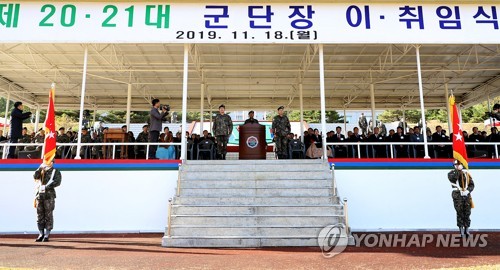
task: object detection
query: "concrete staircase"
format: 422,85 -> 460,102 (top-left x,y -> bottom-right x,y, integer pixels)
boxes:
162,159 -> 348,248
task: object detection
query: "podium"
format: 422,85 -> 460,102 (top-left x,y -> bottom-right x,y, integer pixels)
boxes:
239,123 -> 266,159
103,128 -> 128,159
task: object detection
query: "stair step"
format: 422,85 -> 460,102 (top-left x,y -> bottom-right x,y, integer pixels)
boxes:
162,237 -> 337,247
171,205 -> 343,215
169,227 -> 328,237
170,216 -> 343,226
179,188 -> 332,197
182,171 -> 331,180
181,179 -> 332,189
173,196 -> 339,205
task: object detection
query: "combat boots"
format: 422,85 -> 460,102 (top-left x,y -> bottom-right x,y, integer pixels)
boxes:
35,228 -> 44,242
35,233 -> 44,242
464,227 -> 471,238
459,227 -> 465,238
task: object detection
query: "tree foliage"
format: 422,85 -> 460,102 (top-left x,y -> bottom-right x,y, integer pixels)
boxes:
378,96 -> 500,124
271,110 -> 344,123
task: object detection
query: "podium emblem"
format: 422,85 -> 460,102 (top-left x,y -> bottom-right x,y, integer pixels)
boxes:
246,136 -> 258,148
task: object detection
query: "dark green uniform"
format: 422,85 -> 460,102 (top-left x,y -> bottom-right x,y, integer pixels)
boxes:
56,134 -> 70,158
80,133 -> 92,158
19,134 -> 32,151
57,134 -> 70,143
272,115 -> 291,159
448,169 -> 475,228
136,131 -> 149,158
33,133 -> 44,151
34,166 -> 62,232
213,114 -> 233,159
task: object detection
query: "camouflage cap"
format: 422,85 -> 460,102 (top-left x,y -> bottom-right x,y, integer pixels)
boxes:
277,106 -> 284,111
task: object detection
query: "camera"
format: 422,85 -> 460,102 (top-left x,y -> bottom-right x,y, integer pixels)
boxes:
161,104 -> 170,112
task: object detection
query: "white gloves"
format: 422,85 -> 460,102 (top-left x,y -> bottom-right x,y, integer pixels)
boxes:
460,190 -> 470,197
38,185 -> 46,193
450,183 -> 460,189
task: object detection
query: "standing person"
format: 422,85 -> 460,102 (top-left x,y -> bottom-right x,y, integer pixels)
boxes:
149,99 -> 168,159
7,101 -> 32,158
56,127 -> 70,158
244,110 -> 259,124
33,160 -> 62,242
271,106 -> 291,159
212,104 -> 233,160
447,159 -> 475,238
135,125 -> 149,159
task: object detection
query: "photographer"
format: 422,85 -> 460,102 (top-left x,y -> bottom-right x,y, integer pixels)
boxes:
148,99 -> 169,159
486,103 -> 500,122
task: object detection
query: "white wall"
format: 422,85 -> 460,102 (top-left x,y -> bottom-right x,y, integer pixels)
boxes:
0,171 -> 178,233
336,169 -> 500,231
1,168 -> 498,233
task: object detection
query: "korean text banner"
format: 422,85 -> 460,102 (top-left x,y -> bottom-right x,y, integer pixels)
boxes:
0,3 -> 499,43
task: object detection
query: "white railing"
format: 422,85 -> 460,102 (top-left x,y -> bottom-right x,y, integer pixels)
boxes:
0,142 -> 182,160
325,141 -> 500,159
1,141 -> 499,160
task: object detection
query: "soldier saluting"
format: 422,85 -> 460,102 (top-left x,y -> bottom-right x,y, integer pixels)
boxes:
271,106 -> 291,159
447,159 -> 475,238
33,160 -> 62,242
213,104 -> 233,160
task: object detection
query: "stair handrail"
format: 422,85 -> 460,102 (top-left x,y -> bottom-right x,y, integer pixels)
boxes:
330,162 -> 336,197
166,197 -> 173,237
176,163 -> 182,196
343,198 -> 349,236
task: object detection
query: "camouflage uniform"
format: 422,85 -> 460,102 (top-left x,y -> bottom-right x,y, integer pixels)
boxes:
448,169 -> 475,228
80,133 -> 92,158
56,134 -> 70,158
33,133 -> 44,151
272,114 -> 291,159
34,166 -> 62,232
136,131 -> 149,158
213,114 -> 233,158
19,134 -> 32,151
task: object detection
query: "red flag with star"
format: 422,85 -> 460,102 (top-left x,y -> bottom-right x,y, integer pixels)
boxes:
43,84 -> 56,165
449,94 -> 468,169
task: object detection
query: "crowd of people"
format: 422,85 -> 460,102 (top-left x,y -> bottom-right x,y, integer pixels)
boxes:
2,100 -> 500,160
296,125 -> 500,159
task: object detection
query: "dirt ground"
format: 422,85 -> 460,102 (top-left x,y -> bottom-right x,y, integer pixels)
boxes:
0,232 -> 499,270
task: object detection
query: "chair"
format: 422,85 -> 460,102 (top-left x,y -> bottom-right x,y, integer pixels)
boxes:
197,139 -> 214,160
288,140 -> 305,159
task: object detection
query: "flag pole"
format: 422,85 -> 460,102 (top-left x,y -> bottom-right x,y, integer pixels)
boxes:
41,83 -> 55,161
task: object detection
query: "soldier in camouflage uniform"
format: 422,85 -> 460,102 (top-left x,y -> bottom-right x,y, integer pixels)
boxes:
272,106 -> 291,159
135,125 -> 149,159
56,127 -> 70,158
80,127 -> 92,158
33,160 -> 62,242
18,127 -> 32,152
33,129 -> 45,152
212,104 -> 233,160
448,159 -> 475,238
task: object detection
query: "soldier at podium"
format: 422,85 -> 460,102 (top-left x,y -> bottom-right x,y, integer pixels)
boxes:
271,106 -> 291,159
244,111 -> 259,124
